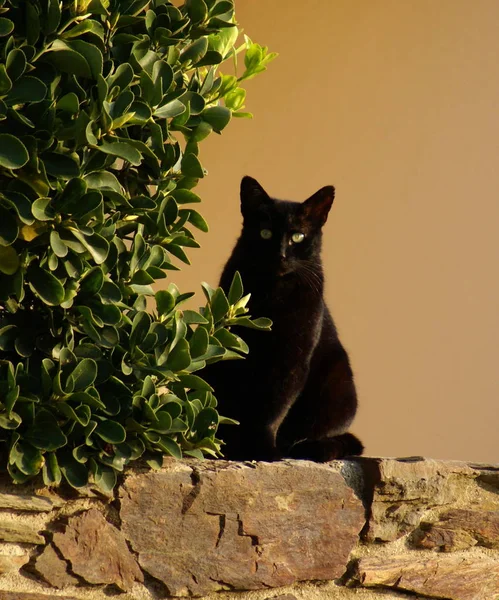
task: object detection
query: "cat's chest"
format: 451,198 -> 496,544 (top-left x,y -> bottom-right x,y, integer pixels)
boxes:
250,285 -> 324,342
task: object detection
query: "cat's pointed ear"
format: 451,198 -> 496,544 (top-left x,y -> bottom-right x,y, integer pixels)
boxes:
300,185 -> 335,227
240,176 -> 271,216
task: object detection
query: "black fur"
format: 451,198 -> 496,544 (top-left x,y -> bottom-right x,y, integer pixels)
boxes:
204,176 -> 363,462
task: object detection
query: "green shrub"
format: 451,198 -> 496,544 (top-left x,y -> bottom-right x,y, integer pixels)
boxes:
0,0 -> 275,493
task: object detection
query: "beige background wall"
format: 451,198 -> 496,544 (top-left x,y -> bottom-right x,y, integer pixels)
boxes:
172,0 -> 499,463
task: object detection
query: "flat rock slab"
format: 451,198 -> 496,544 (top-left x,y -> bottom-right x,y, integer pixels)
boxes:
0,492 -> 60,512
412,508 -> 499,551
360,457 -> 499,542
52,508 -> 143,591
355,554 -> 499,600
33,543 -> 79,588
0,520 -> 44,545
120,460 -> 364,596
0,595 -> 79,600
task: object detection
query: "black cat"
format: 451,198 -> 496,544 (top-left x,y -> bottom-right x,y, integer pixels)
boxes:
205,176 -> 363,462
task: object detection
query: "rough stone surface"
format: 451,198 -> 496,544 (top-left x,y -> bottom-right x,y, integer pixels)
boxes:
120,460 -> 364,596
0,493 -> 59,512
360,457 -> 499,542
0,520 -> 45,545
355,554 -> 499,600
0,457 -> 496,600
412,508 -> 499,551
52,508 -> 143,591
0,553 -> 29,574
33,543 -> 79,588
0,594 -> 79,600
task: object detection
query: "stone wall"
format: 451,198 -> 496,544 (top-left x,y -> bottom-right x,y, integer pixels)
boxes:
0,457 -> 497,600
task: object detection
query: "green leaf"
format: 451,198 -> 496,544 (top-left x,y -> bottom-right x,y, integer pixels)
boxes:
66,39 -> 103,79
0,206 -> 18,246
210,1 -> 234,17
177,374 -> 213,392
70,229 -> 109,264
9,439 -> 43,474
130,311 -> 151,347
195,50 -> 223,67
28,266 -> 65,306
44,40 -> 92,78
50,231 -> 68,258
57,177 -> 87,211
80,267 -> 104,294
6,49 -> 27,82
43,452 -> 62,486
194,407 -> 219,437
182,310 -> 208,325
225,87 -> 246,111
181,36 -> 208,64
59,452 -> 89,488
43,152 -> 80,179
95,420 -> 127,444
157,435 -> 182,458
62,19 -> 104,40
191,121 -> 213,142
0,246 -> 19,276
166,338 -> 191,371
0,411 -> 22,429
84,171 -> 123,193
231,316 -> 273,330
186,0 -> 208,23
228,271 -> 243,304
189,326 -> 209,358
0,64 -> 12,95
90,461 -> 117,494
202,106 -> 231,133
181,208 -> 209,232
154,99 -> 186,119
68,358 -> 98,391
148,410 -> 173,433
181,153 -> 204,178
232,111 -> 253,119
170,189 -> 202,204
96,141 -> 142,166
0,135 -> 29,169
44,0 -> 62,36
155,290 -> 175,316
7,76 -> 47,105
107,62 -> 134,92
25,410 -> 67,451
214,328 -> 248,353
56,92 -> 80,114
0,18 -> 14,37
211,287 -> 230,322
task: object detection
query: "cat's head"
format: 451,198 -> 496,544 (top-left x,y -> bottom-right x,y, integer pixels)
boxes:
238,176 -> 335,276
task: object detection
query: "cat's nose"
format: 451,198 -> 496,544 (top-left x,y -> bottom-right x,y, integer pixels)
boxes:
279,241 -> 287,259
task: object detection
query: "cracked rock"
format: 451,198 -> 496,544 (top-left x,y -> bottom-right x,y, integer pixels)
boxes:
33,543 -> 79,588
411,508 -> 499,551
52,508 -> 143,591
355,554 -> 499,600
361,458 -> 499,542
120,460 -> 364,596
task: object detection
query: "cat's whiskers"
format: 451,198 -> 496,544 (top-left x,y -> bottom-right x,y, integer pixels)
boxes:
296,260 -> 323,295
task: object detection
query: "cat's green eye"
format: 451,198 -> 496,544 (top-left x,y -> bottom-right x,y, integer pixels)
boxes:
291,232 -> 305,243
260,229 -> 272,240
